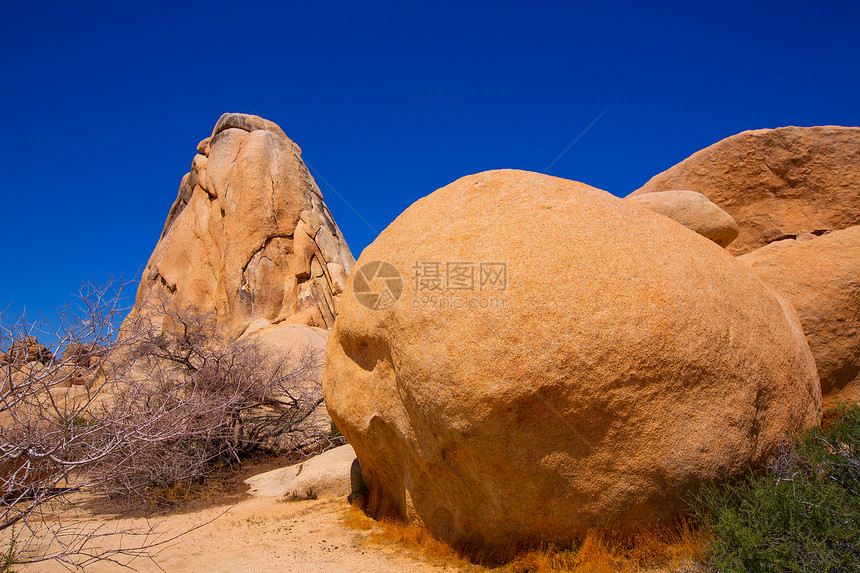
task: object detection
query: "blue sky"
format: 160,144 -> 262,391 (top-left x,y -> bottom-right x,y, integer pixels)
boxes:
1,0 -> 858,327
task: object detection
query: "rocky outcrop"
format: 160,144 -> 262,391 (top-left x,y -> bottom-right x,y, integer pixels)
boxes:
629,126 -> 860,255
123,112 -> 353,455
130,113 -> 355,336
6,336 -> 52,365
323,169 -> 821,551
626,190 -> 739,247
739,226 -> 860,409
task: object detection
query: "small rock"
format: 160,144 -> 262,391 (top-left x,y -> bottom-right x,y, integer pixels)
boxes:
627,189 -> 739,247
244,444 -> 355,500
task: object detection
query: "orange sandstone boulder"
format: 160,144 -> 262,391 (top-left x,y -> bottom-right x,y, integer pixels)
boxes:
323,169 -> 821,551
629,126 -> 860,255
243,321 -> 328,348
739,226 -> 860,409
244,444 -> 356,500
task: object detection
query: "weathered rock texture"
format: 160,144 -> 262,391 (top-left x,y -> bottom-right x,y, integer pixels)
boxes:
739,226 -> 860,409
324,169 -> 821,550
629,126 -> 860,255
130,113 -> 355,336
1,339 -> 116,395
626,190 -> 739,247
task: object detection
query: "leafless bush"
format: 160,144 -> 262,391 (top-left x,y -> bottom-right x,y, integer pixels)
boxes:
94,299 -> 338,505
1,282 -> 133,525
0,283 -> 339,567
0,281 -> 143,566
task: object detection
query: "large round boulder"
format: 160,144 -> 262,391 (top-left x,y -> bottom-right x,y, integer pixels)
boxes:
739,226 -> 860,409
323,169 -> 821,550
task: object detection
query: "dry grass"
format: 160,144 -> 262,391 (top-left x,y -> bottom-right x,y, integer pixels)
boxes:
508,520 -> 710,573
507,532 -> 618,573
343,504 -> 710,573
342,505 -> 482,570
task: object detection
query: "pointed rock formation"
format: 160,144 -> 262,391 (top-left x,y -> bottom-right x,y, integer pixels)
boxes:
130,113 -> 355,336
629,126 -> 860,255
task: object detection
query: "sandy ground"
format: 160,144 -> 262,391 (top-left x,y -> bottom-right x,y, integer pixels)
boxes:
12,453 -> 686,573
17,491 -> 465,572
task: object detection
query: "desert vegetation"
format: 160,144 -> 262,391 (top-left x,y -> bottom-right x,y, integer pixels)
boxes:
344,503 -> 709,572
690,404 -> 860,573
0,281 -> 338,568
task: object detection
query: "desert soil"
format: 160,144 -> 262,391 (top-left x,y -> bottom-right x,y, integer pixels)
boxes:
27,498 -> 466,573
16,458 -> 468,573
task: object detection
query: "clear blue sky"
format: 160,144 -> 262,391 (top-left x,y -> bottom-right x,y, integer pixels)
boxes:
1,0 -> 858,326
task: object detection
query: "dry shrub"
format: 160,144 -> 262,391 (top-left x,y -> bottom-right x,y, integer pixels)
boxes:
508,532 -> 617,573
0,282 -> 340,567
82,297 -> 338,507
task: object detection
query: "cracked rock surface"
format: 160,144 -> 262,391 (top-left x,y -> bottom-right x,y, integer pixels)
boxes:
131,113 -> 356,336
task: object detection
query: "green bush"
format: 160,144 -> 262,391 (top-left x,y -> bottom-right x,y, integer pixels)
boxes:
691,404 -> 860,572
